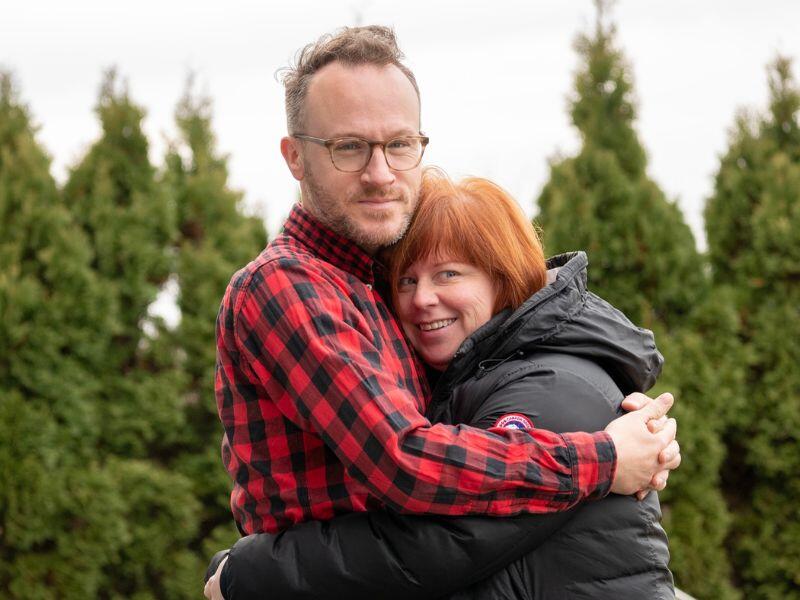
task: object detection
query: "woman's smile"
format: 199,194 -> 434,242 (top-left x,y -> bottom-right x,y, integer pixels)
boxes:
417,318 -> 457,332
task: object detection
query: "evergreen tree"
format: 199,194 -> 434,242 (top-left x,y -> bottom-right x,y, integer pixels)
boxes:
62,70 -> 184,457
535,5 -> 739,597
0,72 -> 127,599
61,70 -> 200,598
652,295 -> 744,600
162,81 -> 267,588
537,5 -> 701,329
706,57 -> 800,599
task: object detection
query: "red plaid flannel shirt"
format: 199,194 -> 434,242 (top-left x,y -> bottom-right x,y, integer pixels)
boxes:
215,205 -> 616,534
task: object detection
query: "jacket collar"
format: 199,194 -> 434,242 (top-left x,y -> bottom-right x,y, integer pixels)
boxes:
433,251 -> 662,401
446,252 -> 589,370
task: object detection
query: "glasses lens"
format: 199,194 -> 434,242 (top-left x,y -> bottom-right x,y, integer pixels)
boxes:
385,137 -> 424,170
330,138 -> 370,172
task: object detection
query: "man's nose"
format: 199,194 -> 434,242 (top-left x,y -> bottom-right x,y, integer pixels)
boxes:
360,146 -> 396,188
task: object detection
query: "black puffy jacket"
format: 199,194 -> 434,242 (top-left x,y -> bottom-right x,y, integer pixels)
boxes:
209,252 -> 673,599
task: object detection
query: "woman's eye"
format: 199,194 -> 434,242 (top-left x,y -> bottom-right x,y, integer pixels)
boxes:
397,277 -> 416,288
443,270 -> 458,278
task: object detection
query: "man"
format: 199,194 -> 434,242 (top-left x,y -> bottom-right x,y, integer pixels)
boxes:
206,25 -> 679,598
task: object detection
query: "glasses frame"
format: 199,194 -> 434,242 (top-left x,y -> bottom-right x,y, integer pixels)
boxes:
292,133 -> 430,172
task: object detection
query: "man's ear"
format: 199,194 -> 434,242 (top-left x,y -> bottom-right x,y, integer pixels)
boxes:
281,136 -> 305,181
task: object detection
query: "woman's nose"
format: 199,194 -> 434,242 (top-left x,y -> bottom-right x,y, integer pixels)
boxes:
412,280 -> 437,308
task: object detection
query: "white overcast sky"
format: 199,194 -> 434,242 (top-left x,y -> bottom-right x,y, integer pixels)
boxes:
3,0 -> 800,251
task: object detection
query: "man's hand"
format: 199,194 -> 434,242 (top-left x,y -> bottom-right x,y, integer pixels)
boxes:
622,392 -> 681,499
204,555 -> 228,600
605,393 -> 680,496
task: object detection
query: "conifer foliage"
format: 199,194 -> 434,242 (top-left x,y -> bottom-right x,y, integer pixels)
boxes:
536,5 -> 701,329
63,70 -> 185,458
60,71 -> 200,598
535,5 -> 738,598
706,57 -> 800,599
163,81 -> 267,560
1,69 -> 264,598
0,72 -> 125,599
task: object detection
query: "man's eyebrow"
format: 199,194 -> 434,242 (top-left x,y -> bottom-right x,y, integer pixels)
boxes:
327,129 -> 420,140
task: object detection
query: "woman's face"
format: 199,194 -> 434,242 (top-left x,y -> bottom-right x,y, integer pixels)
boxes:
395,254 -> 497,371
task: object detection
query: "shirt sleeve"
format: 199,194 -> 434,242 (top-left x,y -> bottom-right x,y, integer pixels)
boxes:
233,258 -> 616,515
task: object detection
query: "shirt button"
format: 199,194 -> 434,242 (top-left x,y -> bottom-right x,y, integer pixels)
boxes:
366,284 -> 373,290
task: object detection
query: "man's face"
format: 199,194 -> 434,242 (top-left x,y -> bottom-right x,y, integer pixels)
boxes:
290,62 -> 423,254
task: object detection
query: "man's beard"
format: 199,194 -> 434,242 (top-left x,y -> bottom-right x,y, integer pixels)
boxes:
301,168 -> 416,253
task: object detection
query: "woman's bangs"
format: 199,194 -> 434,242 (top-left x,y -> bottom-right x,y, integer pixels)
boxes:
404,194 -> 480,270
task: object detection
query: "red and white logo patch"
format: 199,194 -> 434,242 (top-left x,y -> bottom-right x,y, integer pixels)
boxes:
493,413 -> 534,430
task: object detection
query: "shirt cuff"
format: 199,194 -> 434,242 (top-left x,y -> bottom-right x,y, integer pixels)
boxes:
561,430 -> 617,503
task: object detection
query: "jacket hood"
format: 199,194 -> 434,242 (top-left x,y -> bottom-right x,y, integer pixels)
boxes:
446,252 -> 662,395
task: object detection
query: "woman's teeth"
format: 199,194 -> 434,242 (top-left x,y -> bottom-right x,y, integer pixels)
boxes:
419,318 -> 456,331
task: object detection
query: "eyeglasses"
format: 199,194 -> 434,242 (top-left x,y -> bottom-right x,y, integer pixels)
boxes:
292,134 -> 429,172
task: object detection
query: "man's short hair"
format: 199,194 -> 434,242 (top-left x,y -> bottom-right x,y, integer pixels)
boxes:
281,25 -> 420,133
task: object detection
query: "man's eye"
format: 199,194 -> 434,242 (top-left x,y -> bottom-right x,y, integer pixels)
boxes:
334,140 -> 366,152
387,138 -> 412,149
442,271 -> 458,278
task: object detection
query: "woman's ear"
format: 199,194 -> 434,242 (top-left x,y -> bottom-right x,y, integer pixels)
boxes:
281,136 -> 305,181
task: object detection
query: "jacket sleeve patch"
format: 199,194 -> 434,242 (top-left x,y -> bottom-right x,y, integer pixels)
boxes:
493,413 -> 534,430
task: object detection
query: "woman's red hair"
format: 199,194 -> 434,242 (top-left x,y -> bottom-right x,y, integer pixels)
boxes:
386,168 -> 547,313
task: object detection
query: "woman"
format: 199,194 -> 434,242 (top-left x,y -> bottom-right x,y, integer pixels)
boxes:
206,170 -> 673,599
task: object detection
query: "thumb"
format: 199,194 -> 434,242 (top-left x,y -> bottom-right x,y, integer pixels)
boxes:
640,393 -> 674,421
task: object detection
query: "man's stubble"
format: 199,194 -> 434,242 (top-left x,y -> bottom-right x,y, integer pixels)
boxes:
301,163 -> 418,253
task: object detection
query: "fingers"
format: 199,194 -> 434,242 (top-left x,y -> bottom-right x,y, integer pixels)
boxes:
654,417 -> 677,449
647,415 -> 668,433
635,468 -> 673,501
649,468 -> 670,491
660,452 -> 681,472
659,439 -> 680,464
620,391 -> 674,415
620,392 -> 650,412
641,393 -> 674,421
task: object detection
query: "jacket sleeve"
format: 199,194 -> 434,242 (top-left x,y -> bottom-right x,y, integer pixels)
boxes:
218,508 -> 574,600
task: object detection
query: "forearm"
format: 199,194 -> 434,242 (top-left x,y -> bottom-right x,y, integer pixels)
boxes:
378,421 -> 615,514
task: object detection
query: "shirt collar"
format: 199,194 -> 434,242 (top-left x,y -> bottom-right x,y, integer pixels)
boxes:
283,204 -> 377,285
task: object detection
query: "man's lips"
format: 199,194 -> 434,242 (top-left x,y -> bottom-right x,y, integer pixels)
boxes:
359,197 -> 398,205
